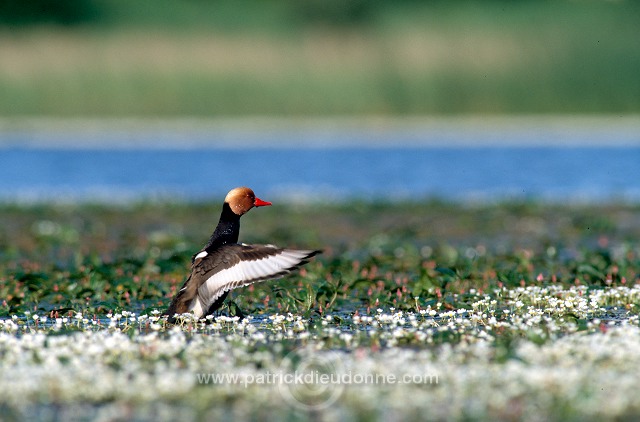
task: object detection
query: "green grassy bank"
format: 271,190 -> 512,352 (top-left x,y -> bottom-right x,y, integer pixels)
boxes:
1,1 -> 639,116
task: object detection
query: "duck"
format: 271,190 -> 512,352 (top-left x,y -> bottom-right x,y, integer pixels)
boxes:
165,187 -> 320,322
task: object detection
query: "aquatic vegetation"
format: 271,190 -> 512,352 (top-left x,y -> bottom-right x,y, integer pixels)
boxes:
0,201 -> 639,420
1,295 -> 640,421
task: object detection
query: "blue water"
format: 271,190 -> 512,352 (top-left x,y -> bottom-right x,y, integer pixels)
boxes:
1,146 -> 639,203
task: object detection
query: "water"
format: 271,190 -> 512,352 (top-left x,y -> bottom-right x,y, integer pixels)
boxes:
1,122 -> 639,203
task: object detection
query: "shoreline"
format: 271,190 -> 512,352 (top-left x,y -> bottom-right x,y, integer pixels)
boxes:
1,115 -> 639,149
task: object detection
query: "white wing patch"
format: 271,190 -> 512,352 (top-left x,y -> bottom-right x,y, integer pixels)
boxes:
194,251 -> 208,260
192,248 -> 315,314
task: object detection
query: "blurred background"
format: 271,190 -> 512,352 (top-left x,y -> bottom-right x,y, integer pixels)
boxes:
1,0 -> 640,116
0,0 -> 639,202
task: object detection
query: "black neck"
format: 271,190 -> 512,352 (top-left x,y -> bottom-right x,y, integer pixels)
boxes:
204,203 -> 240,250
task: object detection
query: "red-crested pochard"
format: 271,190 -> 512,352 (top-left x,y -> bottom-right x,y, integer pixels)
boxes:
165,187 -> 320,322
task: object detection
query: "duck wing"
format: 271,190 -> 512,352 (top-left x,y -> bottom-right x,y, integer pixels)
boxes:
166,244 -> 320,320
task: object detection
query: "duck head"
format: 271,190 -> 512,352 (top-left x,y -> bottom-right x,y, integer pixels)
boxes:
224,187 -> 271,216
